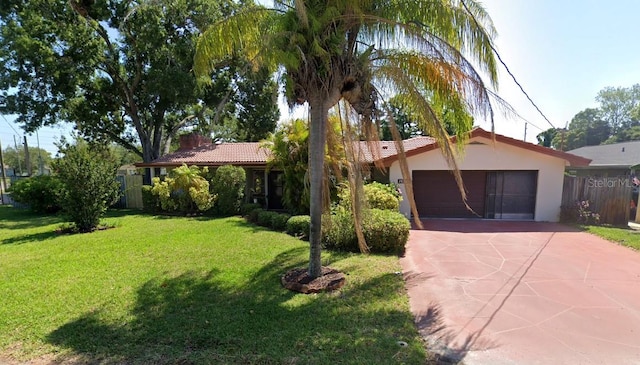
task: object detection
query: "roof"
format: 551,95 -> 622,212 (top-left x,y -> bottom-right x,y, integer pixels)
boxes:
382,128 -> 591,167
136,138 -> 437,168
136,128 -> 591,168
136,143 -> 270,167
568,141 -> 640,167
354,137 -> 436,163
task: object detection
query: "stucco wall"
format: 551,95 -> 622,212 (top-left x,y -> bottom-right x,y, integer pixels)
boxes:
389,136 -> 567,222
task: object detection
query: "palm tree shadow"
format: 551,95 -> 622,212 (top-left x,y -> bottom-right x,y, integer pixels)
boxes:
47,247 -> 423,364
416,304 -> 499,364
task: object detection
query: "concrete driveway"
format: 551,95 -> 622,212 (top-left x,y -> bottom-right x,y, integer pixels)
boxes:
400,220 -> 640,364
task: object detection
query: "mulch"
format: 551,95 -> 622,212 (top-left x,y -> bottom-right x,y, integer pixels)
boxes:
281,267 -> 346,294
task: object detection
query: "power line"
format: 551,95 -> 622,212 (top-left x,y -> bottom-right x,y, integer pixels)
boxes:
460,0 -> 557,130
1,114 -> 22,136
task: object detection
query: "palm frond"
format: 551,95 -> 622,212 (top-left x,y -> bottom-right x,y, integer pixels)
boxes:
194,7 -> 274,78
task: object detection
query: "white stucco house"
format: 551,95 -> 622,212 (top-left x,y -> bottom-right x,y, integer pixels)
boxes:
379,128 -> 591,221
138,128 -> 590,222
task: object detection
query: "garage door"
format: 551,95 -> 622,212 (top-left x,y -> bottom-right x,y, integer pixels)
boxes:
413,170 -> 487,218
412,170 -> 537,219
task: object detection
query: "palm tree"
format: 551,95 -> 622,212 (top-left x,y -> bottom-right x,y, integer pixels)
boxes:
195,0 -> 499,279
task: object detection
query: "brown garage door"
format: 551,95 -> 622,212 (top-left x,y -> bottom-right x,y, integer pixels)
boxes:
412,170 -> 538,219
413,170 -> 487,218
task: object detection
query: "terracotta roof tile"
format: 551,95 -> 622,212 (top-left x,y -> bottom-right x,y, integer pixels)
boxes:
136,137 -> 437,167
354,137 -> 436,163
136,143 -> 271,167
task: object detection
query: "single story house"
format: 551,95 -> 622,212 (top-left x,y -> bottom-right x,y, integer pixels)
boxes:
567,141 -> 640,178
137,129 -> 590,222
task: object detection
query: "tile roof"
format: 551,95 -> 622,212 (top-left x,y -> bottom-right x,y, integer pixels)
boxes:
136,142 -> 271,167
136,128 -> 591,168
568,141 -> 640,167
354,137 -> 436,163
136,137 -> 437,167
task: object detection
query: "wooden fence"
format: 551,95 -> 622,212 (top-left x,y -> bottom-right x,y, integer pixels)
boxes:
562,175 -> 632,226
114,175 -> 144,209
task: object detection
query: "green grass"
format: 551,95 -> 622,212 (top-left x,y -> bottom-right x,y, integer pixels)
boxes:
583,224 -> 640,251
0,206 -> 425,364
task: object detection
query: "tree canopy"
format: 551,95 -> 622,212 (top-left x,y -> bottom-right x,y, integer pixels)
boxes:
539,83 -> 640,150
550,108 -> 609,151
0,0 -> 278,162
1,145 -> 52,176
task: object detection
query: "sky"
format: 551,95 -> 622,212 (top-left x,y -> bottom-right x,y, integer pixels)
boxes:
2,0 -> 640,155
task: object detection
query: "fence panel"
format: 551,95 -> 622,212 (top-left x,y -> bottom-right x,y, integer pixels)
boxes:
562,175 -> 632,226
124,175 -> 143,209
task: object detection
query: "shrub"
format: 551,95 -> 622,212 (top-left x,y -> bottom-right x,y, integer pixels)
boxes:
8,175 -> 63,213
257,210 -> 280,227
270,213 -> 291,231
323,208 -> 410,254
53,143 -> 121,232
336,182 -> 402,212
248,208 -> 263,223
286,215 -> 311,239
240,202 -> 262,216
361,209 -> 410,254
560,200 -> 601,225
141,185 -> 160,213
150,165 -> 215,214
323,208 -> 357,251
210,165 -> 246,216
363,182 -> 402,211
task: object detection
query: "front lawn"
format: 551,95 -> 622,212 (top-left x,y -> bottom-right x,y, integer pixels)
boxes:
0,207 -> 425,364
582,224 -> 640,251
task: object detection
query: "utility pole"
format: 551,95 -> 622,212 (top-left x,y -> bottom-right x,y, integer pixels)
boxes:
23,136 -> 31,176
36,130 -> 43,175
0,140 -> 7,205
524,122 -> 528,141
13,135 -> 22,175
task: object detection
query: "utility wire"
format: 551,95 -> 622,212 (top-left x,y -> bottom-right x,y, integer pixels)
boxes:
1,114 -> 22,136
460,0 -> 557,130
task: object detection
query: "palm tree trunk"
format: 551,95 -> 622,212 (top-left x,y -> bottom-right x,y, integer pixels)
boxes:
308,95 -> 328,279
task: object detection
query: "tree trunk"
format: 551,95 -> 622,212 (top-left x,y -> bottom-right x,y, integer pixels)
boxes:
307,95 -> 328,279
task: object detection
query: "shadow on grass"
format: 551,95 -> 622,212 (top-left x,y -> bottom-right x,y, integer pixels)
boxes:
47,247 -> 423,364
1,231 -> 59,245
0,207 -> 63,230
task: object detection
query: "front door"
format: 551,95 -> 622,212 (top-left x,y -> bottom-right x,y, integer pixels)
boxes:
267,171 -> 284,210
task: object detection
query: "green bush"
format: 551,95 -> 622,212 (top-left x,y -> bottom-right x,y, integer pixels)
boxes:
8,175 -> 63,213
210,165 -> 246,216
150,165 -> 215,214
141,185 -> 160,213
270,213 -> 290,231
286,215 -> 311,239
257,210 -> 279,227
323,209 -> 356,251
53,143 -> 121,232
240,202 -> 262,216
247,208 -> 263,223
363,182 -> 402,211
323,208 -> 410,254
362,209 -> 410,254
256,210 -> 270,226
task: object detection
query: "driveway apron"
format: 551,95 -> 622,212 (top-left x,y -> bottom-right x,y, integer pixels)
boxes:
400,220 -> 640,364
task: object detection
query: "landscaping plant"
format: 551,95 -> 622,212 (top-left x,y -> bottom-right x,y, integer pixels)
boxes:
53,143 -> 121,232
209,165 -> 245,216
8,175 -> 63,213
150,164 -> 214,214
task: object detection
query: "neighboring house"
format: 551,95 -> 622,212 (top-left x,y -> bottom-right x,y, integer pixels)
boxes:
117,164 -> 141,176
567,141 -> 640,178
137,129 -> 590,222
